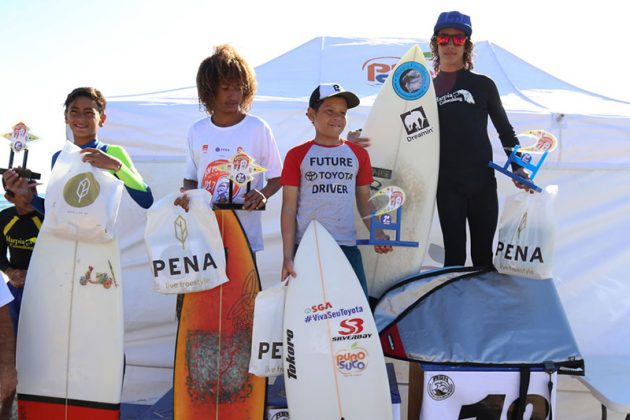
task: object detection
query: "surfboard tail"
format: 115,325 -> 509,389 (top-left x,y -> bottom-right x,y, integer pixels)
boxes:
18,394 -> 120,420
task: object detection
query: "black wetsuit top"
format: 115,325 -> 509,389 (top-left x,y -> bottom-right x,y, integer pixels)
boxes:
434,69 -> 518,186
0,207 -> 42,271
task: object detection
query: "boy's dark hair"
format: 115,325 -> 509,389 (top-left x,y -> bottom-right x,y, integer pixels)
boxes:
64,87 -> 107,113
196,44 -> 257,114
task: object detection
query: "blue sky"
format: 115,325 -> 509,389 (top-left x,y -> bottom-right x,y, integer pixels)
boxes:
1,0 -> 629,174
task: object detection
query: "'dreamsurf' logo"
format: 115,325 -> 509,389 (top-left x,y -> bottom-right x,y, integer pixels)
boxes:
63,172 -> 100,208
427,374 -> 455,400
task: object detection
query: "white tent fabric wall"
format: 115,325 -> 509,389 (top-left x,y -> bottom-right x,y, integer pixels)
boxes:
100,37 -> 630,403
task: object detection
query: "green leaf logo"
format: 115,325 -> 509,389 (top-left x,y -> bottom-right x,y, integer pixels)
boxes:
174,215 -> 188,250
63,172 -> 100,208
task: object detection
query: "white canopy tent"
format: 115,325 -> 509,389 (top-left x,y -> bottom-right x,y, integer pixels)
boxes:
100,37 -> 630,403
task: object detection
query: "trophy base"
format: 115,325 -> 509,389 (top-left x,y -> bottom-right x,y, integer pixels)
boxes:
356,239 -> 419,247
488,162 -> 542,193
212,202 -> 266,211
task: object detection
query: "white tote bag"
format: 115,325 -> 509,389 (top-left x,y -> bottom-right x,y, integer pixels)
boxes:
145,189 -> 228,294
249,280 -> 287,377
494,185 -> 558,279
43,141 -> 123,243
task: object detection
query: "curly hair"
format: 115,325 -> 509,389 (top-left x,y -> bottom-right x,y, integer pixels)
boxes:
196,44 -> 257,114
429,36 -> 474,74
64,87 -> 106,113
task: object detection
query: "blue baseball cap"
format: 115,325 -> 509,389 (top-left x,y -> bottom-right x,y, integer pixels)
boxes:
434,11 -> 472,37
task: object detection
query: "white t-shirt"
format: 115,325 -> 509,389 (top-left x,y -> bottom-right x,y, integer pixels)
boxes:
281,140 -> 373,246
0,279 -> 13,307
184,114 -> 282,252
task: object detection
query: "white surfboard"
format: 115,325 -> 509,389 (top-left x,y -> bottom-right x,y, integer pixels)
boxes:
283,221 -> 392,420
356,45 -> 440,299
16,230 -> 124,418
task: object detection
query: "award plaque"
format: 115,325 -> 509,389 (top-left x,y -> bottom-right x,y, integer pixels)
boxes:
488,130 -> 558,193
211,151 -> 268,211
0,122 -> 41,181
356,185 -> 419,247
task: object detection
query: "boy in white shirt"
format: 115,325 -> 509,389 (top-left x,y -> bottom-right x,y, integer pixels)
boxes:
176,44 -> 282,253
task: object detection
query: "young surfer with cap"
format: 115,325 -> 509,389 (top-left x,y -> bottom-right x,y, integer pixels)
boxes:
280,83 -> 392,296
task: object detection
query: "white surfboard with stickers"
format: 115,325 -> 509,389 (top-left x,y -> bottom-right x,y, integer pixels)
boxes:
283,221 -> 392,420
356,44 -> 440,299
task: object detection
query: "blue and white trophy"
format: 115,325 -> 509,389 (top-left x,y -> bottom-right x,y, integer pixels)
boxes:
357,185 -> 418,247
488,130 -> 558,193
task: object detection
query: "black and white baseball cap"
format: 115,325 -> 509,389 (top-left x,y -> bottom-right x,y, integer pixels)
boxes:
309,83 -> 360,109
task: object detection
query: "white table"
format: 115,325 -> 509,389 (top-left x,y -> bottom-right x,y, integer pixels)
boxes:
578,356 -> 630,420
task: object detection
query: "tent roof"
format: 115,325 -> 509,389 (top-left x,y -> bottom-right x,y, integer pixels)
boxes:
111,36 -> 630,117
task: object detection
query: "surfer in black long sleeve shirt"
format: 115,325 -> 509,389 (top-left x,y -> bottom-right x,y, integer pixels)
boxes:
431,11 -> 531,267
0,188 -> 41,335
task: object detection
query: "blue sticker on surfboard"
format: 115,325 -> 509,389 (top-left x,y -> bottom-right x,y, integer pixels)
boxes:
392,62 -> 430,101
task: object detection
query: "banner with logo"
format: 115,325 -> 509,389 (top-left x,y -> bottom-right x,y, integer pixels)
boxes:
144,189 -> 228,294
43,141 -> 123,243
420,367 -> 556,420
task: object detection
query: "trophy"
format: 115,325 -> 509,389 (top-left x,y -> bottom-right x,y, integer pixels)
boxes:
211,151 -> 268,210
356,185 -> 419,247
0,122 -> 41,181
488,130 -> 558,193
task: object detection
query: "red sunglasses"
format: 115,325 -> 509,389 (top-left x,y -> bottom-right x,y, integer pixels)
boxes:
436,34 -> 467,46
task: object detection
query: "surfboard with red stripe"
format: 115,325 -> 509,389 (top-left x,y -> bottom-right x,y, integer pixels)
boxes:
16,232 -> 124,419
173,209 -> 266,419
